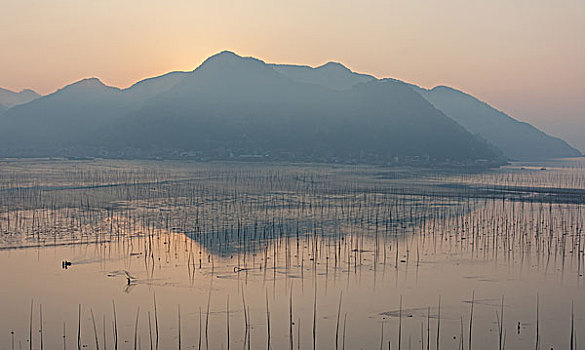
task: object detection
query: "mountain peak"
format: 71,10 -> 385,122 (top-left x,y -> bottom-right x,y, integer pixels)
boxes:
214,50 -> 240,58
430,85 -> 459,93
317,61 -> 351,72
19,88 -> 38,95
0,87 -> 41,107
197,51 -> 267,71
0,87 -> 36,94
60,77 -> 115,92
50,78 -> 119,98
72,77 -> 106,87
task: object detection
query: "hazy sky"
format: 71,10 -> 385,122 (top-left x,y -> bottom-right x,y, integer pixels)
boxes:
1,0 -> 584,146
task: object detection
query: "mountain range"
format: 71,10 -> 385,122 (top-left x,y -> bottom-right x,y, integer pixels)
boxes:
0,51 -> 580,165
270,62 -> 580,160
0,87 -> 40,109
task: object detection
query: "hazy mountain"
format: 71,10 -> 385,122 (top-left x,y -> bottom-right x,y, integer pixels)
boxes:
0,87 -> 40,108
532,119 -> 585,153
271,62 -> 374,90
122,71 -> 190,102
269,60 -> 581,160
0,104 -> 6,114
103,51 -> 501,164
0,51 -> 519,165
0,78 -> 132,152
414,86 -> 582,160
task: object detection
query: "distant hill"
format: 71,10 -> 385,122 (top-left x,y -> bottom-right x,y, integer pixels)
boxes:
2,54 -> 576,163
123,71 -> 191,103
0,51 -> 502,165
0,73 -> 213,151
105,51 -> 501,164
3,50 -> 575,163
413,86 -> 581,160
0,87 -> 40,108
268,61 -> 581,160
271,62 -> 374,90
532,119 -> 585,154
0,78 -> 132,152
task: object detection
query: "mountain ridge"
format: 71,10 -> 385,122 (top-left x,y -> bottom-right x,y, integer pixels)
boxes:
260,58 -> 581,160
0,87 -> 40,108
413,85 -> 581,160
0,51 -> 577,163
103,55 -> 501,164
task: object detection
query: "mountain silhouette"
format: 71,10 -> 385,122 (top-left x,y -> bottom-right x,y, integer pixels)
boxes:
102,51 -> 503,164
265,60 -> 580,160
0,51 -> 576,164
0,87 -> 40,108
272,61 -> 374,90
0,78 -> 132,150
413,86 -> 581,160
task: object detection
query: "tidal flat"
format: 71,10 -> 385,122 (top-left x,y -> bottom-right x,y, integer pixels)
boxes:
0,158 -> 583,349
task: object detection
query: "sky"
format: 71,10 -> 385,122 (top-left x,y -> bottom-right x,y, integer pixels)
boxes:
1,0 -> 584,149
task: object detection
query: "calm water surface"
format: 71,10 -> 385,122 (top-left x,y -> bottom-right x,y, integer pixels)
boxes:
0,159 -> 584,349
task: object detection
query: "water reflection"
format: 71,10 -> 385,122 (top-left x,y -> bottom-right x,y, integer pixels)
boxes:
0,159 -> 584,349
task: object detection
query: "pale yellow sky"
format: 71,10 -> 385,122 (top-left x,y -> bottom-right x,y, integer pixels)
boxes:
1,0 -> 584,130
